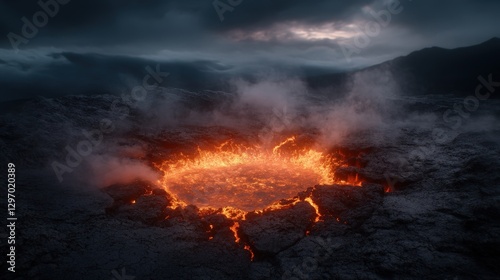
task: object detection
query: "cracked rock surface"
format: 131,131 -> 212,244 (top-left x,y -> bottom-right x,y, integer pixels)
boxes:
240,201 -> 316,256
0,94 -> 499,279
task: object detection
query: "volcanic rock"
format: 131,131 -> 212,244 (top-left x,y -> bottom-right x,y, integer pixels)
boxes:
3,91 -> 500,279
240,201 -> 316,255
333,166 -> 360,182
102,180 -> 155,202
311,183 -> 384,226
113,195 -> 171,224
102,180 -> 174,225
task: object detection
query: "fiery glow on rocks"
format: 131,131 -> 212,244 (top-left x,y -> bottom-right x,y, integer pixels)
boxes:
304,196 -> 321,222
112,136 -> 369,261
157,136 -> 361,215
159,137 -> 332,211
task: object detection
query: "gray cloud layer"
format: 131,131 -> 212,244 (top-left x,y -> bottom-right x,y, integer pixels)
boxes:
0,0 -> 499,101
1,1 -> 498,47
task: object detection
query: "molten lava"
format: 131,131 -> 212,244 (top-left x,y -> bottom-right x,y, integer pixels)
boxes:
154,135 -> 365,260
157,136 -> 347,212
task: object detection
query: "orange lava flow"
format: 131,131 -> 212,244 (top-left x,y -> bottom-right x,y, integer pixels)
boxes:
304,197 -> 321,222
230,222 -> 241,243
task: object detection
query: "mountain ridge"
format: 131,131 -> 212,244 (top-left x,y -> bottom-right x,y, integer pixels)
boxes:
306,37 -> 500,96
367,37 -> 500,95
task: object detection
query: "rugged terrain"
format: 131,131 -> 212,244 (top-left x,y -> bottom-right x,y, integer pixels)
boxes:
0,91 -> 499,279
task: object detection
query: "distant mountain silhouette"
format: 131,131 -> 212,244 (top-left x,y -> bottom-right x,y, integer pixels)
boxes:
307,38 -> 500,96
383,37 -> 500,95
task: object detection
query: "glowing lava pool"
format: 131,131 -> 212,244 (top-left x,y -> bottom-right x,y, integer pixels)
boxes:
157,136 -> 359,213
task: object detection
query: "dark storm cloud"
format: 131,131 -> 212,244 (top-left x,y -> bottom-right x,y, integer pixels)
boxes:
1,0 -> 499,52
0,0 -> 375,49
0,0 -> 199,49
205,0 -> 374,29
0,0 -> 499,102
382,0 -> 500,45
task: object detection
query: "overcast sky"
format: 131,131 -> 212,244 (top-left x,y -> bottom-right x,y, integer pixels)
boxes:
0,0 -> 499,100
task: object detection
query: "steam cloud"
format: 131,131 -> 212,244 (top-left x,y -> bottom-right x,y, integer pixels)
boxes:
72,69 -> 403,187
43,68 -> 497,188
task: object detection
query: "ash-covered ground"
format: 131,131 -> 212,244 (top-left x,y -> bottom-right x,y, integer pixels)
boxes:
0,71 -> 499,280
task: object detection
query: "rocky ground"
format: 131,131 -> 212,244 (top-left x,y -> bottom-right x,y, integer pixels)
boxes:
0,94 -> 499,279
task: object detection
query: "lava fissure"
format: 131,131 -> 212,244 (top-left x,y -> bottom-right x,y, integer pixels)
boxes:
230,221 -> 256,260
